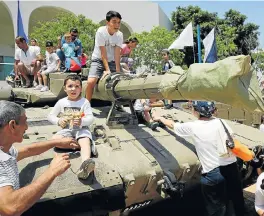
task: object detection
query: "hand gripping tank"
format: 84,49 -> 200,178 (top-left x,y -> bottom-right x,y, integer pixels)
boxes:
9,55 -> 264,215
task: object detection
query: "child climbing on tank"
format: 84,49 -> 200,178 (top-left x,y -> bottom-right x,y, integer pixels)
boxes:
134,98 -> 164,130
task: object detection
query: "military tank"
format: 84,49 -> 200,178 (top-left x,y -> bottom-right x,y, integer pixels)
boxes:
3,55 -> 264,215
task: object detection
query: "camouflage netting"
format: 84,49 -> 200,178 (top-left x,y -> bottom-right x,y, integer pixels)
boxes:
160,55 -> 264,112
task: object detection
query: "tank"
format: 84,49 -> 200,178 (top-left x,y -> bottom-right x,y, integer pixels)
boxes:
4,55 -> 264,215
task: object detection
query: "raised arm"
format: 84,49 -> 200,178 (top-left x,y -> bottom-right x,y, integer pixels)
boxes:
0,154 -> 70,216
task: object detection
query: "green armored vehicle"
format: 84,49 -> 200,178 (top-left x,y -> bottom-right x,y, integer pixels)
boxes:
1,55 -> 264,215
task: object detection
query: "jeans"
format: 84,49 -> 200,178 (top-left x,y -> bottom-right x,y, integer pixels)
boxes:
201,162 -> 245,216
56,49 -> 65,69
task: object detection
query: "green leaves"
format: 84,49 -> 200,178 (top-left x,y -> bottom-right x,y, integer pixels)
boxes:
131,27 -> 185,71
30,12 -> 100,55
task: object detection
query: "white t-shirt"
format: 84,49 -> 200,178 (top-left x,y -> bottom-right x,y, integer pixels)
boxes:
15,46 -> 40,66
255,172 -> 264,212
92,26 -> 123,62
134,99 -> 150,111
0,146 -> 20,190
174,118 -> 237,174
48,97 -> 94,127
45,51 -> 59,69
260,124 -> 264,132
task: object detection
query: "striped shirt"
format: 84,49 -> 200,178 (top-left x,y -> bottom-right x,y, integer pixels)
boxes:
0,146 -> 20,190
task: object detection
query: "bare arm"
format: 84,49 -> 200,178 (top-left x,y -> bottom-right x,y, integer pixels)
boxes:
100,46 -> 110,72
157,117 -> 174,129
150,100 -> 164,107
14,60 -> 20,77
17,138 -> 78,161
114,46 -> 121,72
0,154 -> 70,216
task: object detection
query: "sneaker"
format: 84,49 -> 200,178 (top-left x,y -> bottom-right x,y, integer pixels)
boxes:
164,104 -> 173,110
40,86 -> 49,92
148,122 -> 159,130
33,81 -> 38,87
158,121 -> 166,128
77,159 -> 95,180
34,85 -> 43,90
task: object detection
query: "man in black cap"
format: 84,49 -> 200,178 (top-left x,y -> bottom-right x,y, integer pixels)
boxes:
57,28 -> 82,70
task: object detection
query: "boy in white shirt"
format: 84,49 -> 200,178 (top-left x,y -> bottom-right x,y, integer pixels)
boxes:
152,101 -> 245,216
48,74 -> 96,179
35,41 -> 60,92
86,11 -> 123,102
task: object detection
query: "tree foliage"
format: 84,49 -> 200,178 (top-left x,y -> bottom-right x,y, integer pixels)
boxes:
30,12 -> 100,55
171,6 -> 259,66
131,27 -> 185,71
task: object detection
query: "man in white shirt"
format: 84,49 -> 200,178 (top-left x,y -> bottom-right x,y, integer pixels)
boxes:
86,11 -> 123,102
0,101 -> 79,216
14,36 -> 41,87
152,101 -> 245,216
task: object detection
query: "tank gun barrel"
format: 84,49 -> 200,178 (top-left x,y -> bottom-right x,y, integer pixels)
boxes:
92,55 -> 264,112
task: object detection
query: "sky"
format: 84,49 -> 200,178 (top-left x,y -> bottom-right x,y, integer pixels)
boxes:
154,1 -> 264,48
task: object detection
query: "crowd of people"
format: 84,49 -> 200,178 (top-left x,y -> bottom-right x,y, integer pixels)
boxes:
2,9 -> 264,216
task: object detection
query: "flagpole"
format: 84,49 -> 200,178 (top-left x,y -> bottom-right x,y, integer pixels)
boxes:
197,25 -> 202,63
192,44 -> 196,63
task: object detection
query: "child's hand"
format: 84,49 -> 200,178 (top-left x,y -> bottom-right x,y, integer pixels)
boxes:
73,118 -> 81,126
58,118 -> 68,128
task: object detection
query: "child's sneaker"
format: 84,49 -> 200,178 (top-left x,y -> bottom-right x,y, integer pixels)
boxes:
148,122 -> 159,130
34,85 -> 43,90
40,86 -> 49,92
33,81 -> 38,87
77,158 -> 95,180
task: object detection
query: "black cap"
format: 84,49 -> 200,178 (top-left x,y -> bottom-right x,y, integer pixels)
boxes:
46,41 -> 53,47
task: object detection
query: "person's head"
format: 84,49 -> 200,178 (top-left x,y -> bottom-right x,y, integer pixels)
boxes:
0,101 -> 28,145
70,28 -> 78,41
105,11 -> 122,34
15,36 -> 28,50
36,54 -> 44,62
64,33 -> 72,43
63,74 -> 82,101
161,49 -> 170,61
191,101 -> 215,119
30,38 -> 37,46
127,37 -> 139,49
46,41 -> 54,54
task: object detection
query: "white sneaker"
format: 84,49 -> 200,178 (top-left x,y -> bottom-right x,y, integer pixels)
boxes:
33,81 -> 38,87
77,159 -> 95,180
34,85 -> 43,90
40,86 -> 49,92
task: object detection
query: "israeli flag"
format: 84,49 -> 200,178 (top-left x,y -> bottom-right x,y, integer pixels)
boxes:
17,0 -> 28,42
203,28 -> 217,63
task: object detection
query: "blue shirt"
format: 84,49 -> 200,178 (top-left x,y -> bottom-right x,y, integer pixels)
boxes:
61,37 -> 82,57
62,42 -> 75,58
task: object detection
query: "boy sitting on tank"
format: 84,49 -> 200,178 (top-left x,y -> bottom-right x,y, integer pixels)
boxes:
34,41 -> 61,92
48,74 -> 96,180
134,98 -> 164,130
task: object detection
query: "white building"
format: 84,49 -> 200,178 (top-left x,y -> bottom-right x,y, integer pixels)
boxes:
0,0 -> 172,57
